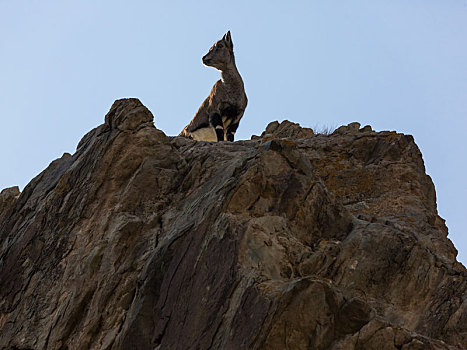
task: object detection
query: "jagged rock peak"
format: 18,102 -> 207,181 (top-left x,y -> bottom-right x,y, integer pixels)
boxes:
0,99 -> 465,349
332,121 -> 373,135
0,186 -> 20,224
0,186 -> 20,199
253,120 -> 376,140
105,98 -> 154,131
252,120 -> 315,139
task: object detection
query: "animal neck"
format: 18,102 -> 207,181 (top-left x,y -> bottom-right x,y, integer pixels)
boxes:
220,64 -> 243,87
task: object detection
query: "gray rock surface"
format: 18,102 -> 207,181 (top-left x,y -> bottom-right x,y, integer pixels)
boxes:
0,98 -> 465,349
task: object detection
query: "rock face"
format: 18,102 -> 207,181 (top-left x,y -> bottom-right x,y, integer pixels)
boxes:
0,99 -> 465,350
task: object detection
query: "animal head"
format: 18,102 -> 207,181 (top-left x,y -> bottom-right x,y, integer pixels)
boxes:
202,31 -> 235,71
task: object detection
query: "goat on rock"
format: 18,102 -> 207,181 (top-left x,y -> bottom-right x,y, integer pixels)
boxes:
179,31 -> 247,142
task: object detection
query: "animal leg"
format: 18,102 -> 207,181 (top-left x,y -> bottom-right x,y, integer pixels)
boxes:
209,113 -> 225,142
226,122 -> 239,142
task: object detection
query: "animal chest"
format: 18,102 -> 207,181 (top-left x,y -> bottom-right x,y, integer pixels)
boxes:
220,104 -> 241,125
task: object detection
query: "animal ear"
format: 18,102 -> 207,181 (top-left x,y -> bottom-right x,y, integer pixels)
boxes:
223,31 -> 233,48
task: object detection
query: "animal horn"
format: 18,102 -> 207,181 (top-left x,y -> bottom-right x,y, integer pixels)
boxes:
224,31 -> 232,46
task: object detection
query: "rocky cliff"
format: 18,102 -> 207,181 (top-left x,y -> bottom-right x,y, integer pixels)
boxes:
0,98 -> 465,350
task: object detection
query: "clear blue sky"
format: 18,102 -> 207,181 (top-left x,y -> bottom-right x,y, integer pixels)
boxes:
1,1 -> 466,263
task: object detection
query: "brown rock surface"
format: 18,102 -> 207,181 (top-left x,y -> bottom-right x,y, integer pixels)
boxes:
0,186 -> 20,225
0,98 -> 465,349
252,120 -> 315,139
